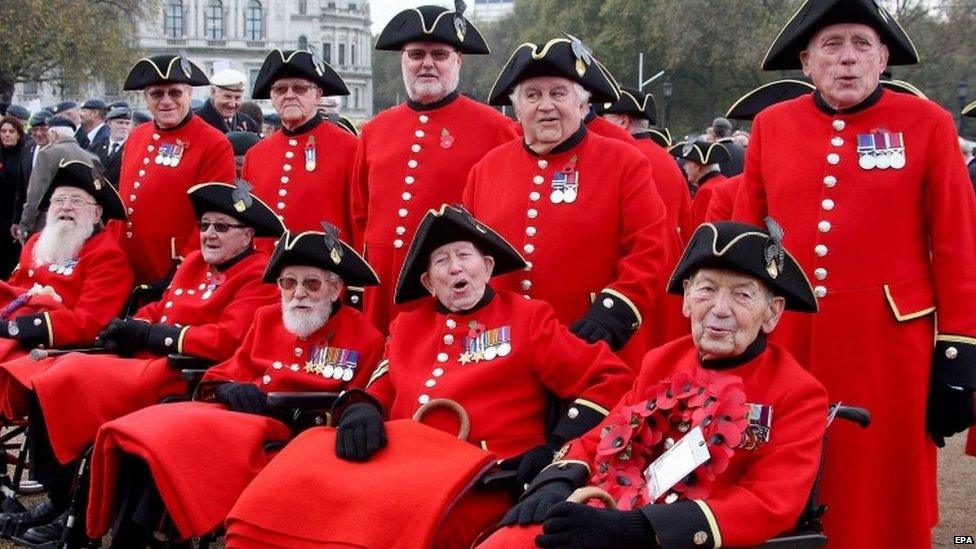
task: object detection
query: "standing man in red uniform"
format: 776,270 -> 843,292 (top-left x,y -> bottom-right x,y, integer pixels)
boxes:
465,36 -> 670,369
733,1 -> 976,546
116,53 -> 236,286
244,49 -> 358,240
670,140 -> 730,229
350,2 -> 519,332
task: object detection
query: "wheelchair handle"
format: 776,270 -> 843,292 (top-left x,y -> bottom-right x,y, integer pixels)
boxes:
568,487 -> 618,509
413,398 -> 470,441
830,404 -> 871,428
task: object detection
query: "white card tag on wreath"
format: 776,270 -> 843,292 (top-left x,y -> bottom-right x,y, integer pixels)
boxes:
644,425 -> 711,501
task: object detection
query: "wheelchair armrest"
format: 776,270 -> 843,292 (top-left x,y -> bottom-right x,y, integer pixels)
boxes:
167,354 -> 216,370
478,469 -> 517,488
180,369 -> 209,382
266,391 -> 342,410
831,404 -> 870,428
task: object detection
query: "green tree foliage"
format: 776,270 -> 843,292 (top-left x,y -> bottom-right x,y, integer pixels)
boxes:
0,0 -> 159,101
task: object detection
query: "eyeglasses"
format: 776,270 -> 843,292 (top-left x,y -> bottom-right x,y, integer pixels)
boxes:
145,88 -> 187,101
198,221 -> 247,233
277,276 -> 325,292
404,48 -> 455,62
270,83 -> 318,96
51,196 -> 96,207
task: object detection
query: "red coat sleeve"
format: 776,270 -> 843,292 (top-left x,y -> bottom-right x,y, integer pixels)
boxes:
349,138 -> 369,252
201,317 -> 261,383
730,116 -> 767,226
178,280 -> 277,360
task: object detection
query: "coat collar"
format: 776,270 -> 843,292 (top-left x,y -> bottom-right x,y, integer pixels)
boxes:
281,113 -> 324,136
699,332 -> 767,370
407,90 -> 460,112
522,123 -> 587,157
813,85 -> 883,116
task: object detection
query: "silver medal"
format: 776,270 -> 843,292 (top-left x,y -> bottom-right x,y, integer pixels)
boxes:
858,154 -> 876,170
202,290 -> 212,300
550,189 -> 564,204
483,347 -> 497,361
563,187 -> 577,203
155,155 -> 164,165
497,342 -> 512,357
64,267 -> 73,276
323,364 -> 334,378
332,367 -> 344,380
342,368 -> 354,382
890,151 -> 906,170
875,153 -> 890,170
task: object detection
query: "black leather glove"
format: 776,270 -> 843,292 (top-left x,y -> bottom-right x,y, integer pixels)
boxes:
97,318 -> 151,356
214,382 -> 268,415
335,401 -> 387,462
926,382 -> 975,448
0,320 -> 10,339
569,293 -> 637,351
508,444 -> 559,490
500,479 -> 573,527
536,502 -> 654,548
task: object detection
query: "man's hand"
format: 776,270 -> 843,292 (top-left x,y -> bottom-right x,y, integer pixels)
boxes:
97,318 -> 151,356
335,402 -> 387,461
500,443 -> 559,490
500,480 -> 573,527
927,382 -> 975,447
536,502 -> 654,548
570,293 -> 637,351
213,382 -> 268,414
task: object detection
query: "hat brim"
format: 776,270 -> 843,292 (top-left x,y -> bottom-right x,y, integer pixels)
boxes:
726,79 -> 815,121
252,49 -> 350,100
263,230 -> 380,288
38,160 -> 127,222
375,6 -> 490,54
123,55 -> 210,90
187,183 -> 285,238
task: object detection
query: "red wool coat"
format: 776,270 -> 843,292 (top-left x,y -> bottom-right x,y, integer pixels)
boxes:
481,336 -> 827,548
732,89 -> 976,549
350,93 -> 519,333
242,116 -> 357,239
31,250 -> 275,464
462,128 -> 669,369
86,304 -> 384,539
113,115 -> 235,284
689,171 -> 728,230
368,290 -> 634,458
703,175 -> 741,223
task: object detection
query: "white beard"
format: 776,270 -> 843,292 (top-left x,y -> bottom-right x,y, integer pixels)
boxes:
403,68 -> 460,102
32,213 -> 96,266
281,297 -> 333,338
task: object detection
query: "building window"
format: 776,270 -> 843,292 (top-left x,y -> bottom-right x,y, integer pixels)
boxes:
298,35 -> 308,50
338,43 -> 345,65
248,69 -> 260,92
350,43 -> 356,66
22,81 -> 38,95
244,0 -> 262,40
354,87 -> 359,109
323,43 -> 331,63
298,0 -> 307,14
205,0 -> 223,39
164,0 -> 183,38
348,2 -> 356,10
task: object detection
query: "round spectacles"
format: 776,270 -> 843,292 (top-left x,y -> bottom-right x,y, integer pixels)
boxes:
277,276 -> 325,292
198,221 -> 247,233
51,196 -> 97,207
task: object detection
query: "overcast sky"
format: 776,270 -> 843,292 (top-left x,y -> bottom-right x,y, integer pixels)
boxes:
368,0 -> 453,34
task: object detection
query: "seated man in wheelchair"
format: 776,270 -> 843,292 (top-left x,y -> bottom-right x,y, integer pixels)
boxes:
0,160 -> 133,419
480,219 -> 828,548
223,204 -> 635,548
84,226 -> 385,546
0,181 -> 284,545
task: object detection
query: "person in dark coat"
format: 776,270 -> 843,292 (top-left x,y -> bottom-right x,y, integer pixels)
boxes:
195,69 -> 261,134
0,116 -> 25,277
91,107 -> 132,188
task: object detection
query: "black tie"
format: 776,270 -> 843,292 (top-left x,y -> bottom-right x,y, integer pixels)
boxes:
110,142 -> 120,156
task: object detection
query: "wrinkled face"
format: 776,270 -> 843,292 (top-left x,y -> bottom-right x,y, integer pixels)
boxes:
144,83 -> 192,129
107,119 -> 131,141
0,122 -> 18,147
279,265 -> 342,312
682,269 -> 785,360
212,87 -> 244,118
421,241 -> 494,312
401,41 -> 462,103
515,76 -> 588,153
198,211 -> 254,265
270,77 -> 322,129
800,23 -> 888,111
47,186 -> 102,228
30,125 -> 49,146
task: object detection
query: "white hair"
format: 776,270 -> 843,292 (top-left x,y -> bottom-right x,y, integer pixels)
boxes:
629,118 -> 650,132
48,126 -> 75,141
33,207 -> 98,266
281,296 -> 333,338
509,82 -> 591,110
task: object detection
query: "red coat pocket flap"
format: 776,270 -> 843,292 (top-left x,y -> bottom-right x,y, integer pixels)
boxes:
883,277 -> 936,322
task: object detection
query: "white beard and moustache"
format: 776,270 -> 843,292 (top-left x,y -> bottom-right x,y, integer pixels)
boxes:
404,67 -> 460,102
281,297 -> 333,338
32,210 -> 97,266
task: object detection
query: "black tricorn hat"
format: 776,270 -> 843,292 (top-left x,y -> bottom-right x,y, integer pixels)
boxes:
639,127 -> 672,148
667,220 -> 818,313
963,100 -> 976,120
595,86 -> 657,124
394,204 -> 525,304
227,131 -> 261,156
252,49 -> 350,100
726,79 -> 815,121
38,159 -> 127,222
123,53 -> 210,90
375,2 -> 489,54
487,35 -> 621,106
669,140 -> 731,165
880,78 -> 926,98
762,0 -> 918,71
187,181 -> 285,237
263,226 -> 380,288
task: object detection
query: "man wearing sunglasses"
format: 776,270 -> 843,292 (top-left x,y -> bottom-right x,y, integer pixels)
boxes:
114,53 -> 236,289
0,181 -> 282,545
84,227 -> 384,545
351,2 -> 519,333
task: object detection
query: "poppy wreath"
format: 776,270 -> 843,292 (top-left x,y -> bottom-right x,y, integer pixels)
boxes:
591,369 -> 749,509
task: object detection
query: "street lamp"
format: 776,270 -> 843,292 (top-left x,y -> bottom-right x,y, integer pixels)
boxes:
662,77 -> 674,129
957,80 -> 970,135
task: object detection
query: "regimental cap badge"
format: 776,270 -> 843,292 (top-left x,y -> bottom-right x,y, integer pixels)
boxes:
682,141 -> 695,157
874,0 -> 889,22
565,33 -> 593,77
178,50 -> 193,78
451,203 -> 487,234
764,216 -> 786,279
322,221 -> 344,264
308,45 -> 326,76
454,0 -> 468,42
232,179 -> 254,212
90,163 -> 107,191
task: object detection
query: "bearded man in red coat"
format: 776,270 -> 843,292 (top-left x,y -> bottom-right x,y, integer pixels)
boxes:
0,181 -> 283,545
85,228 -> 384,545
731,1 -> 976,547
0,160 -> 133,418
350,2 -> 519,331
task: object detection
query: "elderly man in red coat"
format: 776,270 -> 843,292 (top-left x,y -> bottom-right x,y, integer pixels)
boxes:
115,53 -> 236,286
243,49 -> 358,241
480,220 -> 827,549
732,1 -> 976,547
350,2 -> 519,330
0,160 -> 132,418
85,228 -> 384,545
0,182 -> 283,545
463,36 -> 669,370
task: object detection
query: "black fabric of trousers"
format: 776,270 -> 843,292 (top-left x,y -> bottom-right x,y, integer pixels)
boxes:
27,393 -> 77,511
110,455 -> 164,548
